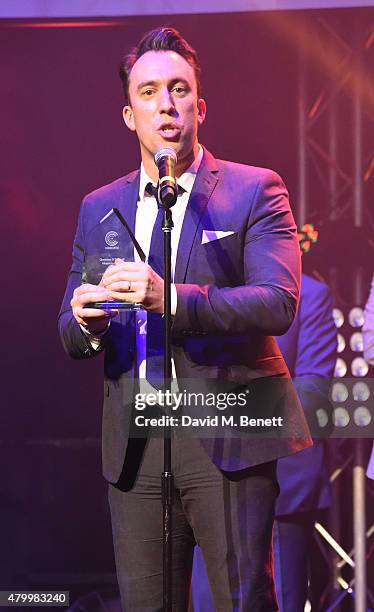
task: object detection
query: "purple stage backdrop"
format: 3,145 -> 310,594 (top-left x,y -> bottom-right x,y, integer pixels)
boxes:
0,6 -> 373,601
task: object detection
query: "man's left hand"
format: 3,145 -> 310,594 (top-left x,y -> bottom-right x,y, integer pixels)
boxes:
101,259 -> 164,313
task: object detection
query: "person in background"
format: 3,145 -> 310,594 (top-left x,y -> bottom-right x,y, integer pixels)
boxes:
363,276 -> 374,480
192,270 -> 337,611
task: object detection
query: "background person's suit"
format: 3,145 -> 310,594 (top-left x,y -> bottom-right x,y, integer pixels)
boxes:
273,273 -> 336,612
275,273 -> 336,516
191,273 -> 336,611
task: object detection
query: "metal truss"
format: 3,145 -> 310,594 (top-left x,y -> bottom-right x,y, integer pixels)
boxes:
297,19 -> 374,608
310,439 -> 374,611
297,13 -> 374,230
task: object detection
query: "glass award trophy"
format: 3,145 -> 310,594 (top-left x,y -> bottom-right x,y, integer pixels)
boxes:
82,208 -> 145,311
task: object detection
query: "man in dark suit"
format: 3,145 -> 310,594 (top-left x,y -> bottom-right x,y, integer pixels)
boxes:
192,273 -> 336,611
59,27 -> 311,611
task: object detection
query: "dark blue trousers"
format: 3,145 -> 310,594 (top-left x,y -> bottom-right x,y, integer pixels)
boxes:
109,437 -> 278,611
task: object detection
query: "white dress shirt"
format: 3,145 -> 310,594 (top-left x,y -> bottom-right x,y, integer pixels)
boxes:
136,145 -> 203,380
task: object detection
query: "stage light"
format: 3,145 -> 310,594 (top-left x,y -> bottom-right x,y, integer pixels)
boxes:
333,407 -> 350,427
337,333 -> 346,353
316,408 -> 329,428
333,308 -> 344,328
332,382 -> 349,402
328,302 -> 372,437
353,406 -> 371,427
334,358 -> 347,377
348,306 -> 364,328
352,381 -> 370,401
350,332 -> 363,352
351,357 -> 369,377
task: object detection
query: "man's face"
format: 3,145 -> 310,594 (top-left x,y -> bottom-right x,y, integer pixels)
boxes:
123,50 -> 206,175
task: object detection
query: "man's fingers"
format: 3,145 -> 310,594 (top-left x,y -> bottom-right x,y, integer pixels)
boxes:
72,266 -> 161,314
71,290 -> 110,308
114,259 -> 146,271
75,311 -> 109,325
74,283 -> 108,296
102,272 -> 146,286
105,261 -> 146,273
108,289 -> 146,303
71,285 -> 117,329
102,271 -> 149,288
101,261 -> 149,282
105,280 -> 139,292
75,306 -> 119,320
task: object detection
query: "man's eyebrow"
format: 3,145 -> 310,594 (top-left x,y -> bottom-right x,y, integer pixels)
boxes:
169,78 -> 190,88
136,80 -> 158,91
136,78 -> 191,92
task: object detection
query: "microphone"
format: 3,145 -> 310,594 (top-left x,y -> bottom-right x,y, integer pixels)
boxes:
154,148 -> 178,208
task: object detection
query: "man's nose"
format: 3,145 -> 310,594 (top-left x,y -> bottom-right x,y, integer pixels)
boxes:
158,87 -> 175,113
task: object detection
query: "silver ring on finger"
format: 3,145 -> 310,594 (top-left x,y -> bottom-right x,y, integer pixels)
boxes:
127,280 -> 132,292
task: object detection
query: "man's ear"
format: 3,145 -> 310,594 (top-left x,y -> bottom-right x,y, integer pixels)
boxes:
123,105 -> 136,131
197,98 -> 207,126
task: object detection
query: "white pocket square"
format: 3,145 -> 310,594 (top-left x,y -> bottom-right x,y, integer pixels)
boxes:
201,230 -> 235,245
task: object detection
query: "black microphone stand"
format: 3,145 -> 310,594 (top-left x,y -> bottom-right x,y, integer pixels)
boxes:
160,191 -> 177,612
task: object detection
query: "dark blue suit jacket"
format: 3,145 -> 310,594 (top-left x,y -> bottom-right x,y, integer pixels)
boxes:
275,273 -> 337,516
59,148 -> 312,484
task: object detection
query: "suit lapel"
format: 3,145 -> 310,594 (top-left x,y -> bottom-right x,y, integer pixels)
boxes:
116,170 -> 140,262
174,148 -> 219,283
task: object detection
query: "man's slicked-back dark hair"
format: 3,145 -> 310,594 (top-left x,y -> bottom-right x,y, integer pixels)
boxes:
119,27 -> 201,105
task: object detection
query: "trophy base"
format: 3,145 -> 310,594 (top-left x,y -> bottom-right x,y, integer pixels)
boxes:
85,301 -> 142,311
